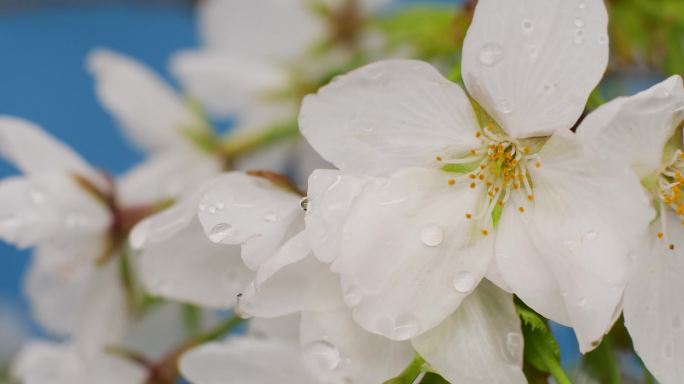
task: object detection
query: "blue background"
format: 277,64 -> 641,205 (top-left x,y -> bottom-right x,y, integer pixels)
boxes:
0,0 -> 581,367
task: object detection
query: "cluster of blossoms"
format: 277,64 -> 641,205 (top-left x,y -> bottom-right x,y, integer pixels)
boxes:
1,0 -> 683,383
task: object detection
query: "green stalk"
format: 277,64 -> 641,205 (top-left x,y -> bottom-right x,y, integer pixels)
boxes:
384,355 -> 429,384
220,120 -> 300,159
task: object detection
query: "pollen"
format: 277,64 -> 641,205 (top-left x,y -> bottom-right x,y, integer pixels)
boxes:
478,174 -> 485,180
469,182 -> 476,189
481,229 -> 489,236
670,243 -> 675,250
518,206 -> 525,213
436,156 -> 443,162
535,162 -> 541,168
475,131 -> 481,138
527,194 -> 534,201
465,213 -> 472,219
469,174 -> 476,179
658,232 -> 664,239
448,179 -> 456,186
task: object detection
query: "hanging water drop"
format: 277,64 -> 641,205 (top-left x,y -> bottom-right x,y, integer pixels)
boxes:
343,285 -> 363,306
263,212 -> 277,223
574,17 -> 585,27
391,315 -> 421,340
521,19 -> 534,34
304,340 -> 341,371
496,99 -> 514,114
452,271 -> 475,294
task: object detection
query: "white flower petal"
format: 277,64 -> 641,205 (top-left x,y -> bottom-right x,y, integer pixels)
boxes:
74,259 -> 129,360
300,309 -> 413,383
0,174 -> 110,248
525,129 -> 653,351
624,211 -> 684,384
196,172 -> 301,246
171,51 -> 288,117
495,199 -> 571,325
412,280 -> 526,384
578,75 -> 684,179
87,48 -> 200,152
305,170 -> 371,263
331,168 -> 492,340
300,60 -> 480,176
248,313 -> 302,343
197,0 -> 322,61
116,150 -> 221,207
138,218 -> 253,308
12,341 -> 146,384
240,253 -> 342,318
180,338 -> 319,384
462,0 -> 609,138
0,116 -> 96,177
25,239 -> 103,336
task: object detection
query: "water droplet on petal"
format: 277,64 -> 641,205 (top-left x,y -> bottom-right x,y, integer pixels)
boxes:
215,202 -> 225,210
585,230 -> 597,241
496,99 -> 514,114
505,332 -> 523,360
479,42 -> 505,66
300,197 -> 309,211
263,212 -> 277,223
28,188 -> 46,205
391,315 -> 421,340
597,33 -> 608,45
578,297 -> 588,307
655,86 -> 671,99
573,29 -> 585,44
344,285 -> 362,306
452,271 -> 475,294
578,1 -> 587,9
672,314 -> 682,330
574,17 -> 585,27
521,19 -> 534,34
420,224 -> 443,247
208,206 -> 217,214
304,340 -> 341,371
208,223 -> 234,243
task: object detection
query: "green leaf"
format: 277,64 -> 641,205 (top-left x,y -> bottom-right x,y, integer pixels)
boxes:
418,372 -> 450,384
515,300 -> 572,384
582,335 -> 621,384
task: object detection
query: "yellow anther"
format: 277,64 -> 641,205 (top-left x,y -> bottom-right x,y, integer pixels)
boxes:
481,229 -> 489,236
527,194 -> 534,201
465,213 -> 472,219
448,179 -> 456,186
535,162 -> 541,168
475,131 -> 481,138
478,174 -> 485,181
658,232 -> 664,239
469,182 -> 476,189
518,206 -> 525,213
669,243 -> 675,250
436,156 -> 443,162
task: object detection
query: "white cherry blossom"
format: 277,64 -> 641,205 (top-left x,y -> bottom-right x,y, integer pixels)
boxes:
578,75 -> 684,384
298,0 -> 654,352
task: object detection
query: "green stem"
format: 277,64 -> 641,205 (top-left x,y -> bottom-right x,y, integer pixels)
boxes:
540,352 -> 572,384
384,354 -> 429,384
220,120 -> 300,159
193,314 -> 245,345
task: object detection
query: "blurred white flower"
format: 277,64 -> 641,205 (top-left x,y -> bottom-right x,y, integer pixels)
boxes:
12,341 -> 146,384
298,0 -> 654,352
0,302 -> 30,364
578,75 -> 684,384
87,48 -> 223,207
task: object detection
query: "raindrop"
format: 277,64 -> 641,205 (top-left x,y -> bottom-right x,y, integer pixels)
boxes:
391,315 -> 421,340
672,314 -> 682,330
573,30 -> 585,45
300,197 -> 309,211
521,19 -> 534,34
208,206 -> 217,214
578,1 -> 587,9
215,202 -> 225,210
574,17 -> 585,27
505,332 -> 523,359
527,44 -> 539,61
478,42 -> 505,66
198,203 -> 206,212
597,33 -> 609,45
344,285 -> 362,306
304,340 -> 341,371
452,271 -> 476,294
585,230 -> 597,241
28,188 -> 46,205
420,224 -> 444,247
496,99 -> 514,114
263,212 -> 277,223
208,223 -> 234,243
578,297 -> 588,307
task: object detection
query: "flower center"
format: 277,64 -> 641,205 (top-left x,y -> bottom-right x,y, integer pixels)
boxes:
437,128 -> 542,234
653,149 -> 684,250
